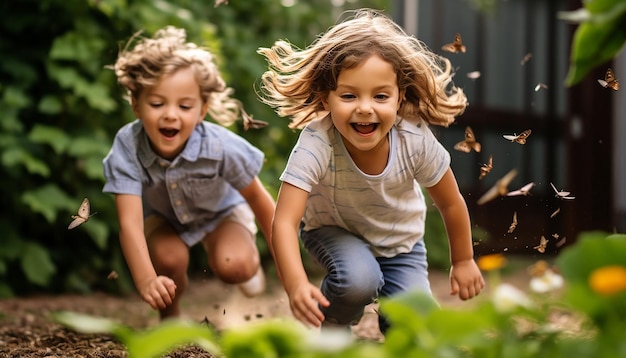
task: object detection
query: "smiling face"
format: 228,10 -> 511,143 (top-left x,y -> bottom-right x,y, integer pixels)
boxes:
323,54 -> 403,163
132,66 -> 209,160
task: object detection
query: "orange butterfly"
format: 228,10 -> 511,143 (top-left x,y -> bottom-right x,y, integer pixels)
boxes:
597,68 -> 620,91
454,126 -> 481,153
479,155 -> 493,180
503,129 -> 532,144
441,33 -> 466,54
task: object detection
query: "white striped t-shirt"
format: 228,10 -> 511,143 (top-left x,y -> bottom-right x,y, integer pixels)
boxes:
280,115 -> 450,257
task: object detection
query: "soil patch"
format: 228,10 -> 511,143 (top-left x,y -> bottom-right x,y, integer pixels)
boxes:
0,269 -> 533,357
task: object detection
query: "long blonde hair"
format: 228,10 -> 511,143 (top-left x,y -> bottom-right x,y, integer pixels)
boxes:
257,9 -> 467,129
112,26 -> 243,126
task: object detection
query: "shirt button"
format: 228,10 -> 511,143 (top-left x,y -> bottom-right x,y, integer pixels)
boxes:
170,183 -> 177,189
160,161 -> 167,167
182,214 -> 188,221
175,200 -> 182,206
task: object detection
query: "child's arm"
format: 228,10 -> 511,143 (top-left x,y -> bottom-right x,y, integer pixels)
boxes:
238,177 -> 276,257
115,194 -> 177,310
425,168 -> 485,300
272,182 -> 330,327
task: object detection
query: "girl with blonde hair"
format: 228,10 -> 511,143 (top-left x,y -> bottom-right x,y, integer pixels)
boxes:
258,9 -> 484,333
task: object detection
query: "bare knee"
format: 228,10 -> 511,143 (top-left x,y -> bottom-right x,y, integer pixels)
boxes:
212,255 -> 258,284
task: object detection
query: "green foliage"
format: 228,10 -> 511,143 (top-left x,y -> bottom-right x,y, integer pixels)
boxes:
559,0 -> 626,86
53,232 -> 626,357
0,0 -> 386,297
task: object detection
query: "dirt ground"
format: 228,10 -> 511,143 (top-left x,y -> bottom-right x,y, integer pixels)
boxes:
0,268 -> 534,357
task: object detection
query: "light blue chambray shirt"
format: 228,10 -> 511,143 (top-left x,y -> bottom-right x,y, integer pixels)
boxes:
103,119 -> 264,246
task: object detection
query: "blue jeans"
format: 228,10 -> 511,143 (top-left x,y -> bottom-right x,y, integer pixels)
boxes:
301,226 -> 432,331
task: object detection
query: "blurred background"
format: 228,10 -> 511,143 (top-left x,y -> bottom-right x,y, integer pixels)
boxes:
0,0 -> 623,297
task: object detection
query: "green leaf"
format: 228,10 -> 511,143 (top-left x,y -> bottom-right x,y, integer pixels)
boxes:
21,242 -> 56,286
21,185 -> 75,223
28,124 -> 71,154
53,311 -> 126,334
563,4 -> 626,86
38,95 -> 63,115
1,148 -> 50,177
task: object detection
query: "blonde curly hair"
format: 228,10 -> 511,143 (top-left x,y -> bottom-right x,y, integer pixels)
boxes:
257,9 -> 467,129
112,26 -> 243,127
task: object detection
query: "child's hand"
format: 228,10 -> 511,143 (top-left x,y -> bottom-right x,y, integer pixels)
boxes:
138,276 -> 177,310
287,281 -> 330,327
449,259 -> 485,300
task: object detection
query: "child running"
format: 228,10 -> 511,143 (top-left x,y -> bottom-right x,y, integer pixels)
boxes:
103,26 -> 275,320
257,9 -> 484,332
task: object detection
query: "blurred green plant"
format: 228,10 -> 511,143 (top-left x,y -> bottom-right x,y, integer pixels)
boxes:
558,0 -> 626,86
54,231 -> 626,357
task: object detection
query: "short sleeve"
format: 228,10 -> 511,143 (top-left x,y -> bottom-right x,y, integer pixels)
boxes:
219,128 -> 265,190
102,128 -> 143,196
280,121 -> 332,192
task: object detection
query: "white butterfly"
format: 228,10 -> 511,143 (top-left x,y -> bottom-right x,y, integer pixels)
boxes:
507,182 -> 535,196
550,182 -> 575,200
503,129 -> 532,144
68,198 -> 96,230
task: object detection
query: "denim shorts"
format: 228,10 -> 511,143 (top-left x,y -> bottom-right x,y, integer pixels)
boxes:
301,225 -> 432,328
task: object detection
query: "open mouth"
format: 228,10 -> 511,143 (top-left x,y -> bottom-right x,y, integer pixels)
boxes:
159,128 -> 180,138
351,122 -> 379,134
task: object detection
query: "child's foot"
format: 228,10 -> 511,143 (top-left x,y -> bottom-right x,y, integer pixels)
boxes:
238,266 -> 265,297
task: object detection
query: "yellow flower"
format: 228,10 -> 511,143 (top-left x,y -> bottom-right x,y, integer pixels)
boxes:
588,265 -> 626,296
477,254 -> 507,272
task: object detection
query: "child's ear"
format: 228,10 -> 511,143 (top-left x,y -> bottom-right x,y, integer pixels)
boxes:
199,101 -> 209,123
322,96 -> 330,111
397,89 -> 406,111
130,96 -> 141,118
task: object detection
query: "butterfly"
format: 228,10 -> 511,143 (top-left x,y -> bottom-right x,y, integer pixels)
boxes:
507,182 -> 535,196
441,33 -> 466,54
68,198 -> 96,230
534,83 -> 548,92
107,270 -> 119,280
534,236 -> 549,254
479,155 -> 493,180
520,52 -> 532,66
597,68 -> 620,91
503,129 -> 532,144
507,211 -> 517,234
466,71 -> 481,80
550,182 -> 575,200
477,168 -> 518,205
241,109 -> 269,131
454,126 -> 481,153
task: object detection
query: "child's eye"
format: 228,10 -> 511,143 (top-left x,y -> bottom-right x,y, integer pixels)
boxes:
180,105 -> 192,110
340,94 -> 356,100
374,94 -> 389,101
149,102 -> 163,108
